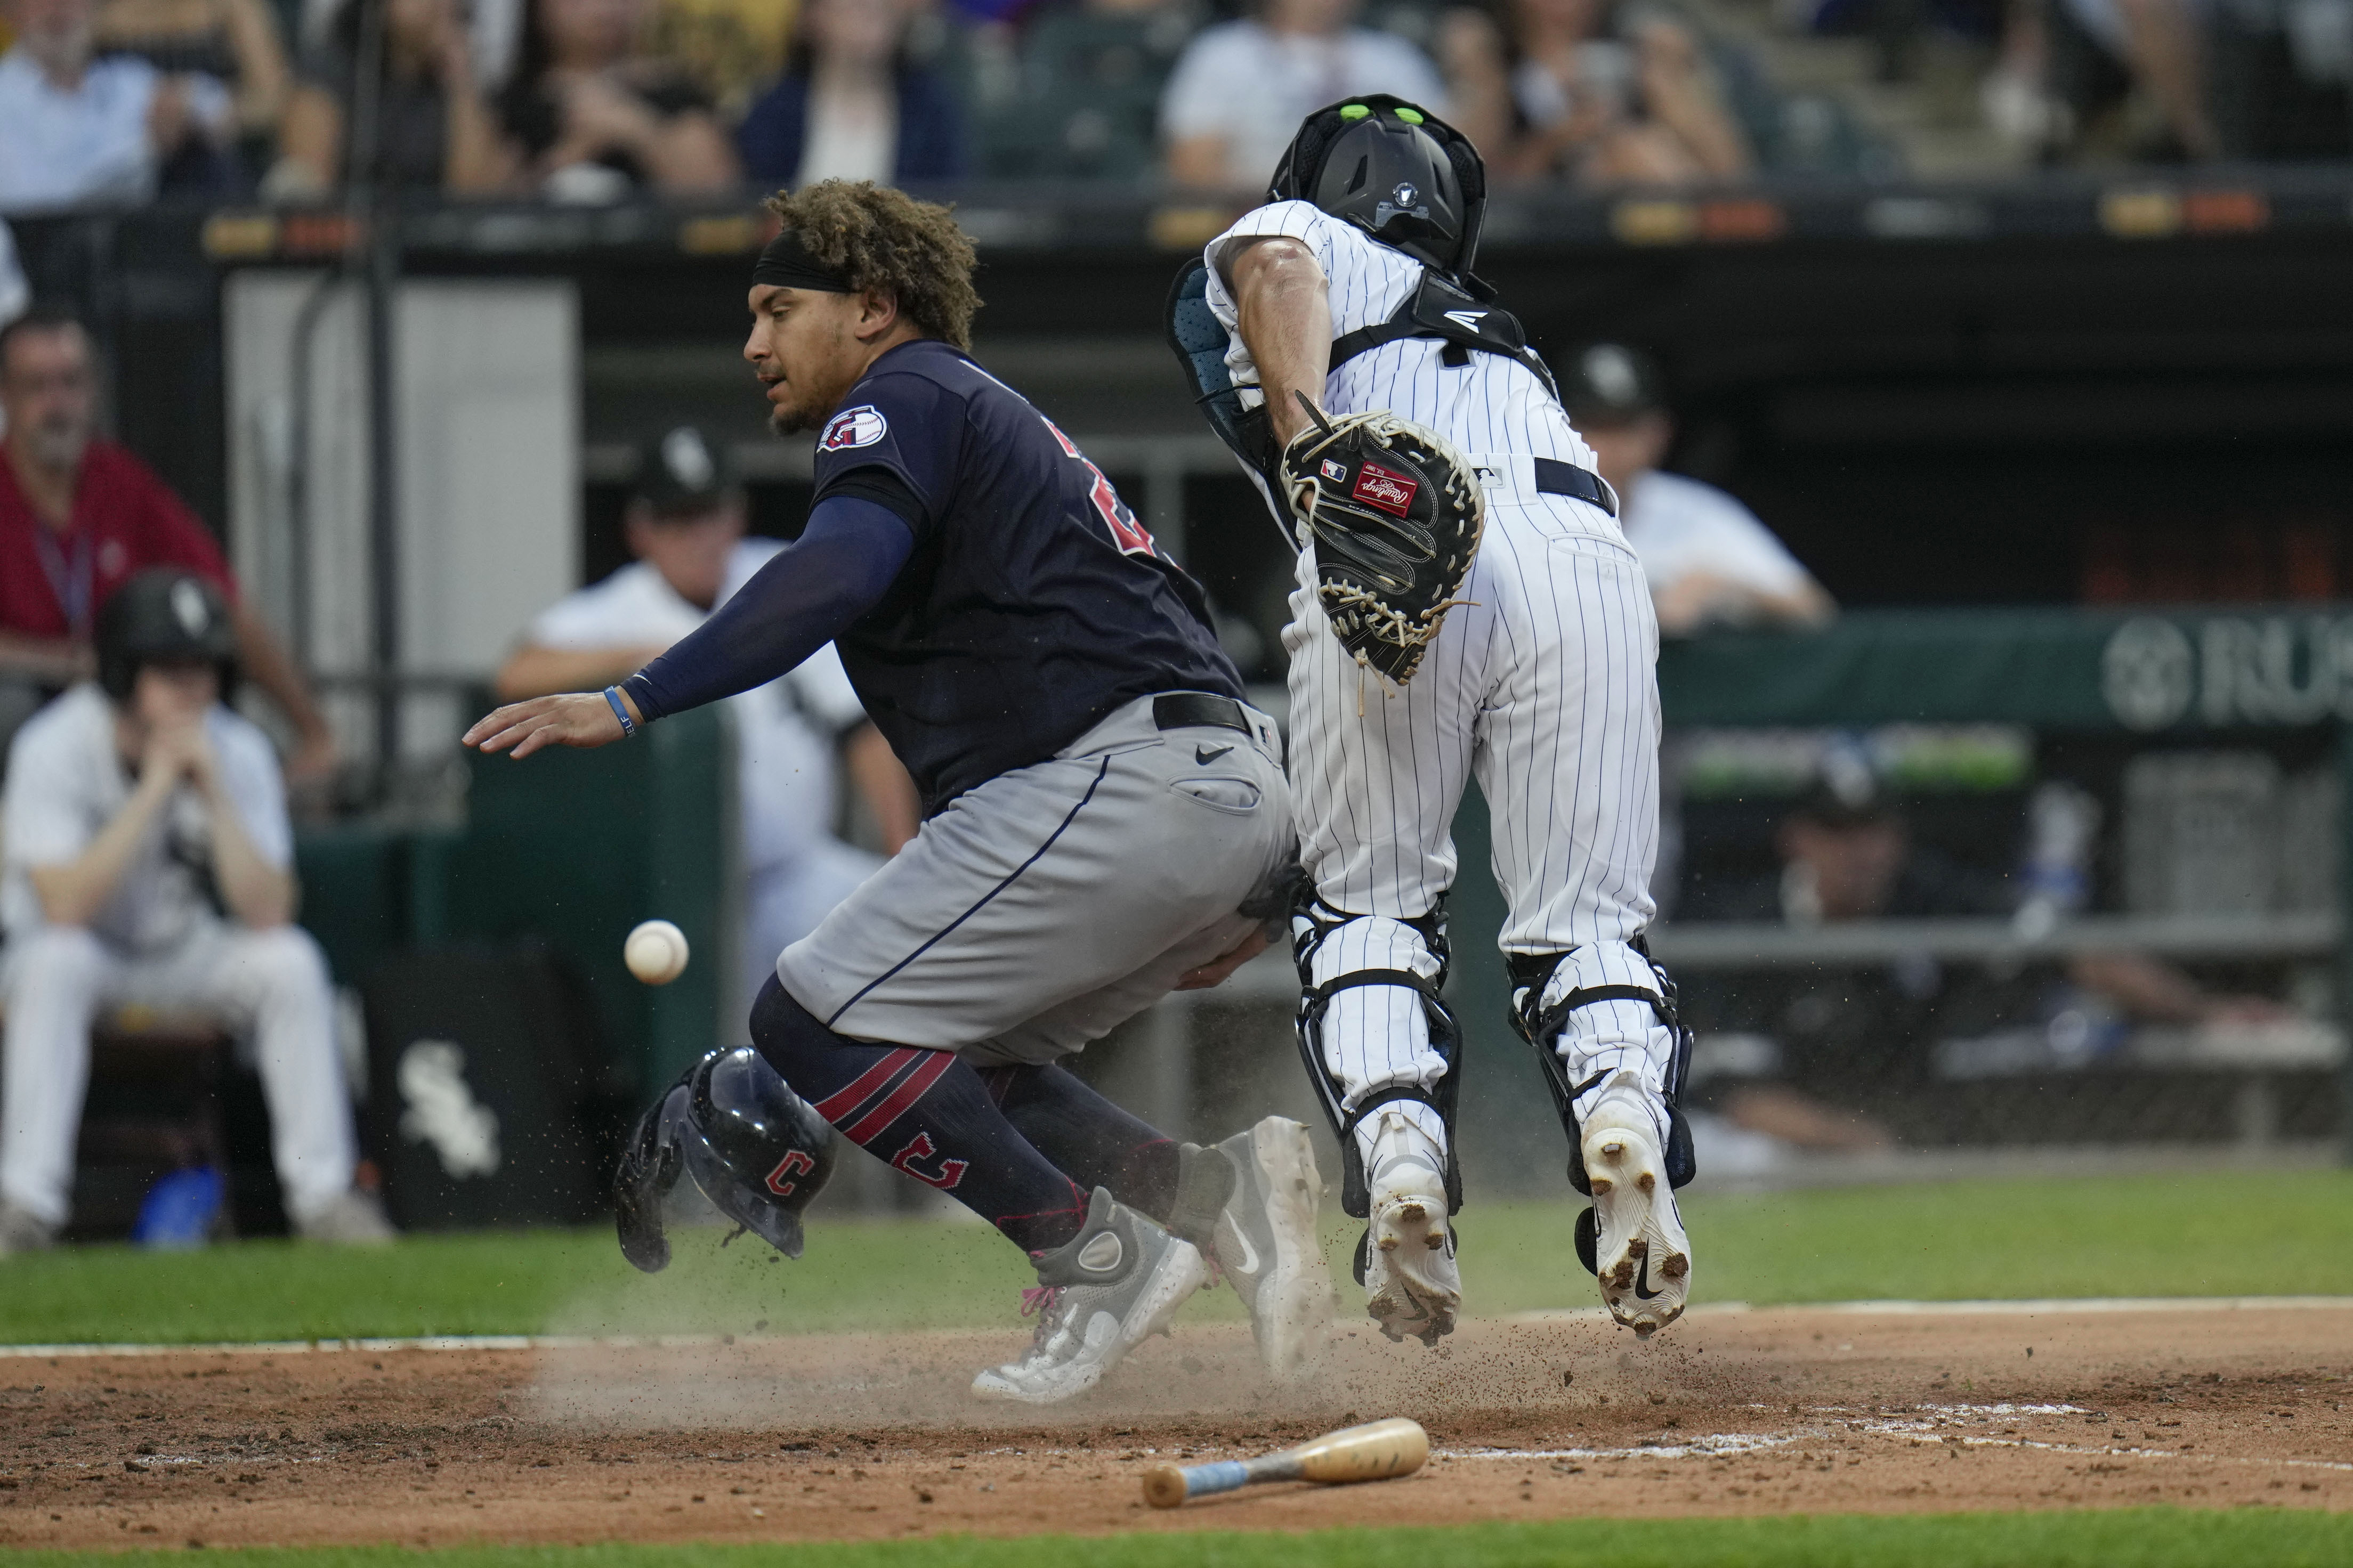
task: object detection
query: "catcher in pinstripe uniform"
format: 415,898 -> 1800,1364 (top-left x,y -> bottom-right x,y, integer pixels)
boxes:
1169,97 -> 1697,1344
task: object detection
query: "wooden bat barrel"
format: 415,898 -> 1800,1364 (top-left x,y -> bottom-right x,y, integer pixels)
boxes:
1142,1418 -> 1429,1508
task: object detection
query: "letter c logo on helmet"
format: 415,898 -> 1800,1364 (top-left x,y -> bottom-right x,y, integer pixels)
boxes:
1267,95 -> 1489,280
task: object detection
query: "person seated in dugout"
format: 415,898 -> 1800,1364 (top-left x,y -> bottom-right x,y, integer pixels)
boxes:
496,425 -> 918,1014
0,569 -> 389,1255
1564,342 -> 1834,637
0,306 -> 337,784
1675,758 -> 2286,1150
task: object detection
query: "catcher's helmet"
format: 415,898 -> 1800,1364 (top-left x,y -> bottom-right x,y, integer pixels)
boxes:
1270,96 -> 1487,280
96,568 -> 238,704
614,1045 -> 836,1272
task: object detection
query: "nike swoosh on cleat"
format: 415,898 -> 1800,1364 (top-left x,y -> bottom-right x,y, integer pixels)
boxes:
1222,1216 -> 1261,1279
1633,1255 -> 1663,1301
1195,744 -> 1234,764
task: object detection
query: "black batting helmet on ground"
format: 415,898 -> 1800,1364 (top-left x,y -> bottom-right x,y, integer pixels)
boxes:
96,568 -> 238,704
1269,95 -> 1487,280
614,1045 -> 837,1271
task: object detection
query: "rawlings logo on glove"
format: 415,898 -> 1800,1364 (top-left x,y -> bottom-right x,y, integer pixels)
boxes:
1278,395 -> 1485,685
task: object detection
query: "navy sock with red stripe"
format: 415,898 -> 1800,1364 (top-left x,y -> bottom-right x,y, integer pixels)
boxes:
748,977 -> 1090,1255
977,1063 -> 1182,1224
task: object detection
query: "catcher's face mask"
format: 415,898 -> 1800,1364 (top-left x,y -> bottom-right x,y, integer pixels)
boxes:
1268,96 -> 1488,279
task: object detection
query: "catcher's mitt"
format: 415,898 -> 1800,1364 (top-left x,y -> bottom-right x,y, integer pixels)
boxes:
1279,395 -> 1485,686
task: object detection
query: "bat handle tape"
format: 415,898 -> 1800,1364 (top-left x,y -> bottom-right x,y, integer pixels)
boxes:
1176,1460 -> 1251,1498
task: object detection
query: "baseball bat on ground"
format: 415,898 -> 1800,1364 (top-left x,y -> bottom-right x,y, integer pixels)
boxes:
1141,1417 -> 1429,1508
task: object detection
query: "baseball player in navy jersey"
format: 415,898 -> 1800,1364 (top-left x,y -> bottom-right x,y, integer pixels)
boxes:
1172,98 -> 1696,1343
466,181 -> 1331,1404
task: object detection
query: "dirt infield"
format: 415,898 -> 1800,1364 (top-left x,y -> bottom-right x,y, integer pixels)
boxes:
3,1302 -> 2347,1548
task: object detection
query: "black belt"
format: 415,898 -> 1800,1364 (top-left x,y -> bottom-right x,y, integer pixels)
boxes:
1532,457 -> 1619,518
1153,692 -> 1251,736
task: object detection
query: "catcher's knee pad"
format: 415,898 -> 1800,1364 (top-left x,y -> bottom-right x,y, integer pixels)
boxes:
613,1044 -> 838,1273
1291,896 -> 1464,1220
1507,937 -> 1696,1196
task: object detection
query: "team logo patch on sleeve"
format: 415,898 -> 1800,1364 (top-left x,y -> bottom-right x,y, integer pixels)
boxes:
1352,460 -> 1420,517
821,405 -> 889,451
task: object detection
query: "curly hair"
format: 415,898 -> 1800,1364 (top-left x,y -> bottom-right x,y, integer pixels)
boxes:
764,182 -> 981,351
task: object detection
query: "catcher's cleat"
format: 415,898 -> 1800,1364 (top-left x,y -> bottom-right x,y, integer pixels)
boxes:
1201,1116 -> 1333,1378
971,1187 -> 1207,1406
1360,1109 -> 1460,1346
1580,1070 -> 1691,1338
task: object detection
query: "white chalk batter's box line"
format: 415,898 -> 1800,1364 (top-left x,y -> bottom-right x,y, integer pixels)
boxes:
9,1294 -> 2352,1359
1508,1295 -> 2353,1323
1439,1400 -> 2353,1475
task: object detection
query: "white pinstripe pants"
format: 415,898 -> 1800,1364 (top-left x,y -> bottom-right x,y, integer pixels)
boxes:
1282,490 -> 1673,1157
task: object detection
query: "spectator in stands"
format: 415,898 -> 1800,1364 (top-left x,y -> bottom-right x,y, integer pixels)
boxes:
1564,343 -> 1832,635
0,570 -> 390,1256
268,0 -> 516,196
984,0 -> 1198,181
0,307 -> 338,780
1452,0 -> 1752,185
737,0 -> 967,186
2039,0 -> 2219,160
0,0 -> 240,210
93,0 -> 291,141
1161,0 -> 1448,190
495,427 -> 919,1010
643,0 -> 791,119
492,0 -> 737,199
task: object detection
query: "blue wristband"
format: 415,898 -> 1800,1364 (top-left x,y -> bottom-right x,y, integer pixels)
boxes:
603,686 -> 637,738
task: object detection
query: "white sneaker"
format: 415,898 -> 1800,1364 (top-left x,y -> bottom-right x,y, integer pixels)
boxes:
1361,1109 -> 1460,1346
971,1187 -> 1207,1405
292,1190 -> 397,1246
0,1199 -> 57,1257
1579,1071 -> 1691,1337
1206,1116 -> 1332,1378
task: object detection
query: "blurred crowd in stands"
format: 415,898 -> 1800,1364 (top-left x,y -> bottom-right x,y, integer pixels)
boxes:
2,0 -> 2344,217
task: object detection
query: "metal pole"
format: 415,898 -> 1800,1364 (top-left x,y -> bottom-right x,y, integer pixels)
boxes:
365,219 -> 399,786
2339,723 -> 2352,1166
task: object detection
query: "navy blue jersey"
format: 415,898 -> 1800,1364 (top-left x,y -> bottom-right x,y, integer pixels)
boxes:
811,339 -> 1242,812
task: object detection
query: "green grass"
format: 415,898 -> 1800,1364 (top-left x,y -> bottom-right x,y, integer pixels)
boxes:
6,1512 -> 2352,1568
5,1171 -> 2350,1346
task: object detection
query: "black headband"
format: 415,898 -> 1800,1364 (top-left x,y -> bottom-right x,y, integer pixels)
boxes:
751,228 -> 853,293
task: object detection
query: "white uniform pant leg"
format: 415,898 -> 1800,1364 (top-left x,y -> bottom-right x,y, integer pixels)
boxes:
117,925 -> 357,1220
1468,506 -> 1675,1111
0,927 -> 116,1226
1280,540 -> 1497,1164
1469,509 -> 1663,955
1301,915 -> 1447,1168
1537,943 -> 1679,1119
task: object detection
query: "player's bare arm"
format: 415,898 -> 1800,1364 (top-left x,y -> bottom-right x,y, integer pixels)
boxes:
1220,236 -> 1333,446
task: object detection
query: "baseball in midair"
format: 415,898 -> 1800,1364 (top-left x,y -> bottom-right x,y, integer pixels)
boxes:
624,919 -> 690,985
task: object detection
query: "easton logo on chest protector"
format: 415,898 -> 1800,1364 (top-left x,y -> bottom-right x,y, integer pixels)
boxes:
820,405 -> 888,451
1352,461 -> 1419,516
